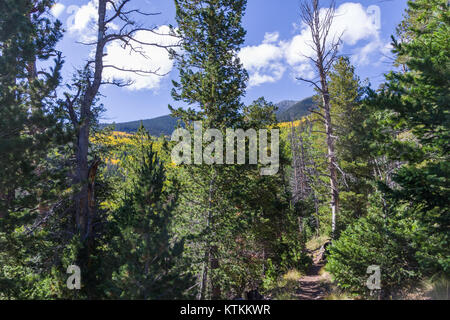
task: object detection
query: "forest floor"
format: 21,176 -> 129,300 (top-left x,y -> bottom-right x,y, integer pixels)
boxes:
266,242 -> 334,300
293,248 -> 331,300
291,246 -> 445,300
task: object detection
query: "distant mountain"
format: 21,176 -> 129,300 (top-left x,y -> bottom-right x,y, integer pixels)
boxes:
276,97 -> 315,122
101,115 -> 179,136
275,100 -> 298,114
101,97 -> 315,136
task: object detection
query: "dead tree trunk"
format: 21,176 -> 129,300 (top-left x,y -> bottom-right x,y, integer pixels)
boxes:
73,0 -> 107,240
298,0 -> 341,239
290,123 -> 302,205
290,123 -> 309,241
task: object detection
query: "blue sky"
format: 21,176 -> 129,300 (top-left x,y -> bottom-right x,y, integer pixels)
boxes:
50,0 -> 408,123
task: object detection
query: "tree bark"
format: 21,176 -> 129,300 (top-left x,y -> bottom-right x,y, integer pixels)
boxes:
200,173 -> 219,300
74,0 -> 106,240
321,86 -> 339,238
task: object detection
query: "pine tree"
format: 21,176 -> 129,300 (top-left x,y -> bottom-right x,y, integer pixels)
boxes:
327,57 -> 373,231
107,126 -> 193,299
376,0 -> 449,276
0,0 -> 64,219
0,0 -> 69,299
169,0 -> 249,299
327,0 -> 449,296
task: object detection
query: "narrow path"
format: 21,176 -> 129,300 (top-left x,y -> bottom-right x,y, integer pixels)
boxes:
294,248 -> 330,300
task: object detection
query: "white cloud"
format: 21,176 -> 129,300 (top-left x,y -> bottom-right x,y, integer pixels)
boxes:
239,42 -> 283,70
67,0 -> 123,37
281,29 -> 314,67
332,2 -> 380,45
247,64 -> 286,87
67,1 -> 98,41
239,37 -> 286,87
291,63 -> 315,80
102,25 -> 179,91
353,40 -> 392,66
352,40 -> 382,66
240,2 -> 386,86
51,3 -> 65,18
263,32 -> 280,44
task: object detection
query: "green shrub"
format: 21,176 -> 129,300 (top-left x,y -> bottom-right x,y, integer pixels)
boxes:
326,197 -> 421,298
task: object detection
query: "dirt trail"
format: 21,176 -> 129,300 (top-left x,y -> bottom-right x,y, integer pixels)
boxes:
294,249 -> 331,300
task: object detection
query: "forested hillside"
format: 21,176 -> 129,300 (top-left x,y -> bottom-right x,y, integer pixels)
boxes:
101,115 -> 180,136
101,97 -> 314,135
0,0 -> 448,301
277,97 -> 316,122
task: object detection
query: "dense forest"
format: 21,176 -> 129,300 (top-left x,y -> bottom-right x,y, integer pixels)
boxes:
0,0 -> 448,300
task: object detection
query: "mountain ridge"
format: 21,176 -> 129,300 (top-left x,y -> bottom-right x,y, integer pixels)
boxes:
101,97 -> 315,136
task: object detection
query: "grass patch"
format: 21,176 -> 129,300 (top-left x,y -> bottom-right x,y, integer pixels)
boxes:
324,292 -> 354,300
306,235 -> 330,252
282,269 -> 303,282
277,269 -> 304,290
265,269 -> 304,300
